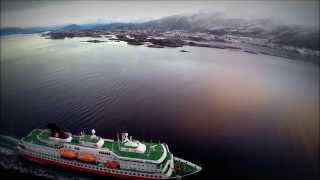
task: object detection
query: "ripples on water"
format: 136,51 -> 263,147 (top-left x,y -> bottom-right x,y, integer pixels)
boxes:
0,34 -> 319,179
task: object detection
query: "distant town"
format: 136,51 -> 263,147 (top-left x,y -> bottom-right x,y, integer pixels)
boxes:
42,28 -> 319,64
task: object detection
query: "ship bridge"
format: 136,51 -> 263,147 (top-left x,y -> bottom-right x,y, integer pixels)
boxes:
119,132 -> 146,153
102,133 -> 169,164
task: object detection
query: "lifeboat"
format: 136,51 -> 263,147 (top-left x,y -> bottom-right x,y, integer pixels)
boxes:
103,161 -> 119,168
59,149 -> 77,159
78,153 -> 96,163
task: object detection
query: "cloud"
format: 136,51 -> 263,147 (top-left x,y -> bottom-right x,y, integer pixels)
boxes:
1,0 -> 318,28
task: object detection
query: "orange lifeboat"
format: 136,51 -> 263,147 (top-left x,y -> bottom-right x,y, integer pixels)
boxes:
59,149 -> 77,159
103,161 -> 119,169
78,153 -> 96,163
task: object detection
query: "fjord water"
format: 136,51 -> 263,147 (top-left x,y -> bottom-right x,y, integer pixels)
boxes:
1,34 -> 319,179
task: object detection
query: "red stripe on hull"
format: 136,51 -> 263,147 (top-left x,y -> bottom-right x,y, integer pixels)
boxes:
21,154 -> 158,180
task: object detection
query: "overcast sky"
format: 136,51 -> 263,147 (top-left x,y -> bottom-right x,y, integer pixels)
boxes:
1,0 -> 319,28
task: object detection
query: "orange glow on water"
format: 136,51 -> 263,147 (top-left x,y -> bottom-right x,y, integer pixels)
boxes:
170,63 -> 318,159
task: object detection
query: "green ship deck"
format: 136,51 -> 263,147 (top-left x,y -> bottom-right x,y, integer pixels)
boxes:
22,129 -> 166,161
103,140 -> 164,160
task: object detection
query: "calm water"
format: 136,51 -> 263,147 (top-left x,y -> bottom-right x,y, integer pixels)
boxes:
1,34 -> 319,179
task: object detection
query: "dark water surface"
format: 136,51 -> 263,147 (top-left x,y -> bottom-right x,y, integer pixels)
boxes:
1,34 -> 319,179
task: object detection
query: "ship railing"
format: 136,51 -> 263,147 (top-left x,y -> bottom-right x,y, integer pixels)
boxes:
173,157 -> 202,176
165,159 -> 174,177
22,148 -> 166,178
161,154 -> 173,173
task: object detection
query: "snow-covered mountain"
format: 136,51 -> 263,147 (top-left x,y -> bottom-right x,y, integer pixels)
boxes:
137,12 -> 319,50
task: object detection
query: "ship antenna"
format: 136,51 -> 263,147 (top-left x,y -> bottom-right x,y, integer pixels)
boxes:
117,132 -> 119,142
117,132 -> 120,149
112,141 -> 113,151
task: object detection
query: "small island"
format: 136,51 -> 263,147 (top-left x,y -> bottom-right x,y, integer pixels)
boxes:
81,40 -> 106,43
180,50 -> 189,52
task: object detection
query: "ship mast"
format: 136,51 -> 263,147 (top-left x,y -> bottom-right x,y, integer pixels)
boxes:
117,132 -> 120,149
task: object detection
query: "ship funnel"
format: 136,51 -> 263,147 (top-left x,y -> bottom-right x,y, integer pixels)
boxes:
47,123 -> 68,139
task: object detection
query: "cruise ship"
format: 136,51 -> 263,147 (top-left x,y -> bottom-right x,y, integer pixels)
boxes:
18,124 -> 201,179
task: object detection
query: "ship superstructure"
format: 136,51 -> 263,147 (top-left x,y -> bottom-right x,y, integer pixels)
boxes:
18,125 -> 201,179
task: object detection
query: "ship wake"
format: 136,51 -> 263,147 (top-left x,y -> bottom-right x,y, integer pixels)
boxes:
0,135 -> 94,180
